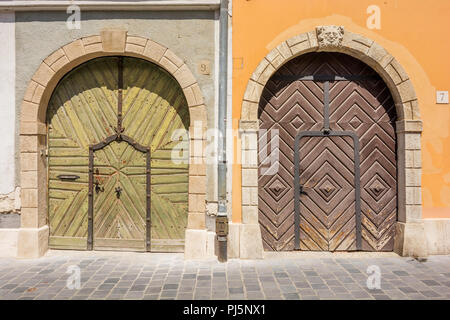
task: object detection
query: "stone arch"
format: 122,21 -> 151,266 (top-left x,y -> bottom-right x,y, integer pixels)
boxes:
238,27 -> 426,258
18,30 -> 208,258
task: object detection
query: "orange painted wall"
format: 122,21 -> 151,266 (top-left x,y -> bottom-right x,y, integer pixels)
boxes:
232,0 -> 450,222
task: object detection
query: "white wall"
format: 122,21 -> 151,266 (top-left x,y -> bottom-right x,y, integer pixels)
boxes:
424,219 -> 450,255
0,12 -> 15,196
0,229 -> 18,257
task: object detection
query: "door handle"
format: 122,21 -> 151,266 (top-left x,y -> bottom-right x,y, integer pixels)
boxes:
94,168 -> 104,193
94,178 -> 104,193
299,185 -> 308,195
115,186 -> 122,199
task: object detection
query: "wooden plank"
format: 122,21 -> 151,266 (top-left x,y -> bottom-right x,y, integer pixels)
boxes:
94,238 -> 145,250
49,236 -> 87,250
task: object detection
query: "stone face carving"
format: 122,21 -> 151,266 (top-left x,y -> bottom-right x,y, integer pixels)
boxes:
316,26 -> 344,48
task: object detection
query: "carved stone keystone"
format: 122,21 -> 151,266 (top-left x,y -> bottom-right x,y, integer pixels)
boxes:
316,25 -> 344,49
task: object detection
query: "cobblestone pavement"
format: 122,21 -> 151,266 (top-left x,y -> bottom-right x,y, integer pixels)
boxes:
0,251 -> 449,300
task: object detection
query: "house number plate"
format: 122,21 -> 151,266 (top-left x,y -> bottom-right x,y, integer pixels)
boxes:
437,91 -> 449,104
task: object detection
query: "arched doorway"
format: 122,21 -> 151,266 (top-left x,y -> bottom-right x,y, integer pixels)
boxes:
258,52 -> 397,252
47,56 -> 189,252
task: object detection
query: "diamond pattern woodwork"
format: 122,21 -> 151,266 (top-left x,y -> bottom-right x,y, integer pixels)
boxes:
258,52 -> 397,252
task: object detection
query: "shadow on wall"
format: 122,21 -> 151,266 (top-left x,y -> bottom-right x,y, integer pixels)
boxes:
15,10 -> 215,23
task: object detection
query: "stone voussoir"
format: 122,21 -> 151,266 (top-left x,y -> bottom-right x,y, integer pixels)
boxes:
183,84 -> 204,107
243,80 -> 264,103
265,48 -> 283,69
389,58 -> 410,82
126,35 -> 147,47
23,80 -> 39,102
250,58 -> 270,82
143,39 -> 167,63
163,49 -> 185,68
286,33 -> 309,47
397,79 -> 417,103
174,64 -> 196,89
82,35 -> 103,55
341,32 -> 373,55
43,48 -> 67,68
159,56 -> 179,74
257,62 -> 275,86
63,39 -> 86,61
276,41 -> 293,60
31,84 -> 45,104
31,62 -> 55,87
289,37 -> 313,55
367,41 -> 389,65
125,43 -> 145,55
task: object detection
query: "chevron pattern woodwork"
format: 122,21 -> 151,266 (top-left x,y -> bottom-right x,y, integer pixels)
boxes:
258,52 -> 396,252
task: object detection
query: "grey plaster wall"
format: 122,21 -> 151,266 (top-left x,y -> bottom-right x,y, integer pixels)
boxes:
15,10 -> 217,198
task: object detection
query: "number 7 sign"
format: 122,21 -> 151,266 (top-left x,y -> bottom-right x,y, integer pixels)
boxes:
436,91 -> 449,104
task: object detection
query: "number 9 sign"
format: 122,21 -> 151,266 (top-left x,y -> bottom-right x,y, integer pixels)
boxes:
198,60 -> 211,75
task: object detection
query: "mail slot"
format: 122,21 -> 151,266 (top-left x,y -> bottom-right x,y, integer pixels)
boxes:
57,174 -> 80,181
216,216 -> 228,237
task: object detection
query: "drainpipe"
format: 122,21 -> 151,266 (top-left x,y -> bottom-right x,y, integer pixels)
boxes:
216,0 -> 229,263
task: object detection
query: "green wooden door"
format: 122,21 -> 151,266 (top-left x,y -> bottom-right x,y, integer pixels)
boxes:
47,57 -> 189,252
93,141 -> 147,251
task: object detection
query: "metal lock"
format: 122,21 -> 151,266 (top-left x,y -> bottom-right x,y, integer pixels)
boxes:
215,216 -> 229,237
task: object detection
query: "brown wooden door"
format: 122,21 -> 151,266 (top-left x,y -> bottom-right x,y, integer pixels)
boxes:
297,136 -> 356,251
258,52 -> 397,252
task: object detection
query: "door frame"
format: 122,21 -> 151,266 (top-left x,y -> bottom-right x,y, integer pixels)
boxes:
238,27 -> 426,258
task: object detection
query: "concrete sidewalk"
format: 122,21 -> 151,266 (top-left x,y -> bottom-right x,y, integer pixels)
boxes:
0,250 -> 449,300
